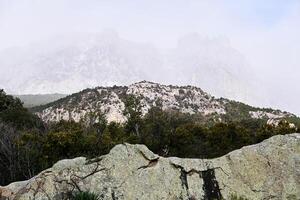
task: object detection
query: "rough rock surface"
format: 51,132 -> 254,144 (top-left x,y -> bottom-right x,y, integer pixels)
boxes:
35,81 -> 294,124
1,133 -> 299,200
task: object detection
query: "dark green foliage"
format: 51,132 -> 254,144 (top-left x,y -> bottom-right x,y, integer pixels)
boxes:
0,89 -> 299,186
99,121 -> 128,153
0,90 -> 43,130
0,107 -> 43,130
123,94 -> 143,137
43,121 -> 86,163
285,116 -> 300,129
0,90 -> 23,111
141,106 -> 173,155
0,90 -> 45,185
72,191 -> 99,200
223,100 -> 253,121
255,120 -> 297,143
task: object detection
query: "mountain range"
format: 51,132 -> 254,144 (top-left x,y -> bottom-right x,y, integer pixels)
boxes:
33,81 -> 297,125
14,94 -> 67,108
0,32 -> 264,106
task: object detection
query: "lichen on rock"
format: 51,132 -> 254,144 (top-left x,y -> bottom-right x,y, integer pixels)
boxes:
1,133 -> 299,200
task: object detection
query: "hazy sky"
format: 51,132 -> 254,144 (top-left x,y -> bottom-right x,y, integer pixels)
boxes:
0,0 -> 299,115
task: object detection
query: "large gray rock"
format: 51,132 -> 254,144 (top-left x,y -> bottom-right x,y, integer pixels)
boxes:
1,133 -> 299,200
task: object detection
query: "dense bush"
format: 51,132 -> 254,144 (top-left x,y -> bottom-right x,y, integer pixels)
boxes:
0,90 -> 299,185
0,89 -> 44,130
0,90 -> 45,185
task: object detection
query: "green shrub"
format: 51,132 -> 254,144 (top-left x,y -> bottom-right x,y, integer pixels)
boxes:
1,87 -> 300,185
73,191 -> 99,200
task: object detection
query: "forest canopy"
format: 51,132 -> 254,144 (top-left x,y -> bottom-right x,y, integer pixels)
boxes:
0,89 -> 298,185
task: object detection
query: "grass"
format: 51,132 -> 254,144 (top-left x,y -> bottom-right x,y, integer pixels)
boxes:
72,191 -> 100,200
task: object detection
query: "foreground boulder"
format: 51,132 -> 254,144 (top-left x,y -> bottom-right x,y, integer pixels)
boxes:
1,133 -> 299,200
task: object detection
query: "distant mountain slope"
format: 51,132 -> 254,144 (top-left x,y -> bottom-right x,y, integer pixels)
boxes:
0,32 -> 264,106
33,81 -> 296,124
14,94 -> 67,108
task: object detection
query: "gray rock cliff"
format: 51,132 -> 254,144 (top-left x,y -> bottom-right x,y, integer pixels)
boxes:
1,133 -> 299,200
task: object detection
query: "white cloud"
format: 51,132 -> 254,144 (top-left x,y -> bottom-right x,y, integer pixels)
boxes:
0,0 -> 299,115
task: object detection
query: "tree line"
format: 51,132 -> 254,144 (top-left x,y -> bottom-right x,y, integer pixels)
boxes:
0,90 -> 298,185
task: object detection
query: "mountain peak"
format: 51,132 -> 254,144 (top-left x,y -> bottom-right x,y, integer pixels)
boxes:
131,80 -> 159,87
0,33 -> 262,107
33,82 -> 295,125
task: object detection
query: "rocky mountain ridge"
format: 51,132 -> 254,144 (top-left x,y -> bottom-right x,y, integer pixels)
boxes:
34,81 -> 295,124
1,133 -> 299,200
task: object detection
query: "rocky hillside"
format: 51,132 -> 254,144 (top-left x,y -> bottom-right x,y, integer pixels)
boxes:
1,133 -> 299,200
33,81 -> 296,124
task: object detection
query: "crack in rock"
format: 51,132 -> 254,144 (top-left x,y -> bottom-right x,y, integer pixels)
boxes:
85,157 -> 104,165
111,190 -> 116,200
1,134 -> 299,200
171,163 -> 190,198
171,163 -> 223,200
201,169 -> 222,200
137,158 -> 159,170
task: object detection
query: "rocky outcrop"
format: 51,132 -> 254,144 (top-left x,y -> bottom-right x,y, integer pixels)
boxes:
1,133 -> 299,200
34,81 -> 295,124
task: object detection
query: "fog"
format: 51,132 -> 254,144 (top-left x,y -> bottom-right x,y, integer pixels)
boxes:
0,0 -> 299,115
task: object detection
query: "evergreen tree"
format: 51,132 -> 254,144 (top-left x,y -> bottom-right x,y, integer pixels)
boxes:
123,95 -> 143,137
